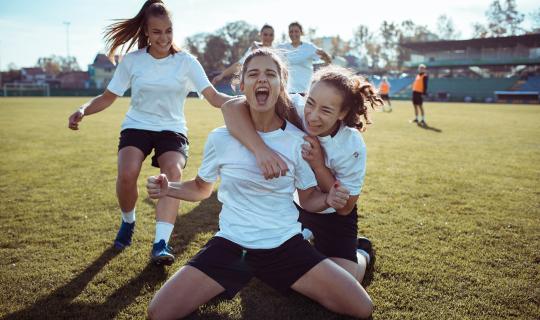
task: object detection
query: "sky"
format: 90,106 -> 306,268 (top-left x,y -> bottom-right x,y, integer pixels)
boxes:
0,0 -> 538,71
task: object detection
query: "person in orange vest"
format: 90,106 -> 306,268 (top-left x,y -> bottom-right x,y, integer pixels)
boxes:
379,76 -> 391,112
411,64 -> 428,126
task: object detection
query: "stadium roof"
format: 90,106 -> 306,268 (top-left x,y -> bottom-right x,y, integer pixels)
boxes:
401,33 -> 540,51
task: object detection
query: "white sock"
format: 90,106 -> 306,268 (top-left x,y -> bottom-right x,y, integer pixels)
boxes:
301,228 -> 314,241
121,209 -> 135,223
357,249 -> 370,265
154,221 -> 174,244
421,115 -> 425,121
416,115 -> 420,121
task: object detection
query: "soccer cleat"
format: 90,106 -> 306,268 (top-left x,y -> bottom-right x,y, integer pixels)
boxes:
357,237 -> 374,266
114,221 -> 135,249
420,120 -> 427,127
410,118 -> 418,123
151,239 -> 175,266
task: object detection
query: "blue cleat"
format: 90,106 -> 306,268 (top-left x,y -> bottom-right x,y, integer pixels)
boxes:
151,240 -> 175,266
114,221 -> 135,249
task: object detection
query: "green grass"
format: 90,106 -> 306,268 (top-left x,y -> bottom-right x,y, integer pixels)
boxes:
0,97 -> 538,319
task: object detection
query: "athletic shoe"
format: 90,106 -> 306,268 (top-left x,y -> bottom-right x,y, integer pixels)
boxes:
151,240 -> 175,266
420,120 -> 427,127
357,237 -> 374,266
410,118 -> 418,123
114,221 -> 135,249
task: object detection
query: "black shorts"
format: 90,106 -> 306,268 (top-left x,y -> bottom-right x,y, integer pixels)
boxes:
412,91 -> 424,106
298,204 -> 358,263
118,129 -> 189,168
187,235 -> 326,299
380,94 -> 390,101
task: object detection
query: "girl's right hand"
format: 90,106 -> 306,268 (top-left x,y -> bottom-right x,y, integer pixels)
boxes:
147,174 -> 169,199
68,109 -> 84,130
254,147 -> 289,180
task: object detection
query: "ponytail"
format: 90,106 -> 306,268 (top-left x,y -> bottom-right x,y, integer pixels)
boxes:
103,0 -> 179,63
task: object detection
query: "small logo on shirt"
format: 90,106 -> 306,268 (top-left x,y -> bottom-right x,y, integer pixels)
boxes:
353,152 -> 359,158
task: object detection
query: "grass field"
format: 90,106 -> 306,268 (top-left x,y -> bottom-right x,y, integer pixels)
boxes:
0,97 -> 538,320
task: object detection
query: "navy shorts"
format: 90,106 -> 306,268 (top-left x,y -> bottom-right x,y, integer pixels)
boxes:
298,204 -> 358,263
118,129 -> 189,168
412,91 -> 424,106
187,235 -> 326,299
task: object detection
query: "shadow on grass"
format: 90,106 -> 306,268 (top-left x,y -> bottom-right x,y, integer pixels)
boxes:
2,247 -> 167,319
417,122 -> 442,133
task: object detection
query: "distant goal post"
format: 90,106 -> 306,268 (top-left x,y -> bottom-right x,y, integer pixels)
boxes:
3,83 -> 50,97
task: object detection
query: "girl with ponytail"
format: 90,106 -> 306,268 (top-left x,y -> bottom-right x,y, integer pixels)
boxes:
67,0 -> 232,266
221,65 -> 382,299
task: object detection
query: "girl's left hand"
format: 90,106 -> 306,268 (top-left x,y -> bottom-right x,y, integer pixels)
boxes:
302,135 -> 325,169
326,181 -> 350,209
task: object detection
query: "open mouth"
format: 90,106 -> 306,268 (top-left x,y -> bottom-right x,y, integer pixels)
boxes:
255,87 -> 270,105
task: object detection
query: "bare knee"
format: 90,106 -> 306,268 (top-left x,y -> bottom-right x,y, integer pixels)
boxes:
147,298 -> 172,320
117,167 -> 139,186
161,164 -> 182,182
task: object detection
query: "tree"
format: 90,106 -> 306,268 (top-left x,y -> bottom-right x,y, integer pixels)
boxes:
379,21 -> 401,69
530,8 -> 540,30
36,55 -> 81,76
485,0 -> 524,36
185,21 -> 258,73
350,25 -> 374,68
218,21 -> 258,65
472,23 -> 489,38
436,15 -> 461,40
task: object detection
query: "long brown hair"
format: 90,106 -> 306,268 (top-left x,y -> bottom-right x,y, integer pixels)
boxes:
238,48 -> 303,129
103,0 -> 179,63
312,66 -> 383,131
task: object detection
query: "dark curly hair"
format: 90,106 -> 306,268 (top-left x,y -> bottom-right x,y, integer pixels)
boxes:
311,66 -> 383,131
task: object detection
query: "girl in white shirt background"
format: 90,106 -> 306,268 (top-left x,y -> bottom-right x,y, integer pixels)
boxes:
67,0 -> 231,265
211,24 -> 275,85
221,65 -> 382,285
277,22 -> 332,95
146,48 -> 373,319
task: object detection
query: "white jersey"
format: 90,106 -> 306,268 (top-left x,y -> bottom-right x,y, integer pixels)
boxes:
107,48 -> 211,135
277,42 -> 320,93
197,122 -> 317,249
292,94 -> 367,214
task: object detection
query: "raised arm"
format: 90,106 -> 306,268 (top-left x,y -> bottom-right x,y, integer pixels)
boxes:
301,135 -> 335,192
316,48 -> 332,64
221,98 -> 288,179
211,62 -> 241,85
67,89 -> 118,130
301,135 -> 360,215
147,174 -> 214,202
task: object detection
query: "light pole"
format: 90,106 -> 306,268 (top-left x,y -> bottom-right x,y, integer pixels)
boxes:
63,21 -> 71,58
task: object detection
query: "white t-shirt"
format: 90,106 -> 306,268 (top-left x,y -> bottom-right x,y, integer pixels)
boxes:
277,42 -> 320,93
197,123 -> 318,249
107,48 -> 211,135
292,95 -> 367,214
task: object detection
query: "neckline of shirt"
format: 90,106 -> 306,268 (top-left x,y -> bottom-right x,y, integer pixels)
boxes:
145,46 -> 174,63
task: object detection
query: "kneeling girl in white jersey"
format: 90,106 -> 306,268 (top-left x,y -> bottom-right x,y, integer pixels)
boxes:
145,49 -> 372,319
221,66 -> 382,284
